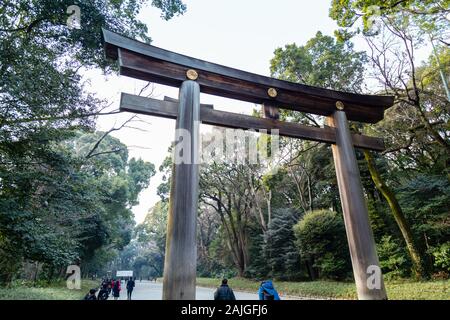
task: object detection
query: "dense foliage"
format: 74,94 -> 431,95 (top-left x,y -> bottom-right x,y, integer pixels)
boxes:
0,0 -> 184,284
0,131 -> 156,283
293,210 -> 351,280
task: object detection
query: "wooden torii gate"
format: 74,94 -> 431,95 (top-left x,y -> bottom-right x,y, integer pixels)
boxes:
102,29 -> 394,300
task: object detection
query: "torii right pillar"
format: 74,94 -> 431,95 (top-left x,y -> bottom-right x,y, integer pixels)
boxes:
327,104 -> 387,300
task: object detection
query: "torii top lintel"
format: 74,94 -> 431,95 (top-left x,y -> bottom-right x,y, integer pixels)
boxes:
102,29 -> 394,123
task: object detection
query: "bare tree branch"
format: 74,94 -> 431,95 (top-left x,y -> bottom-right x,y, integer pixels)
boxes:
85,115 -> 137,159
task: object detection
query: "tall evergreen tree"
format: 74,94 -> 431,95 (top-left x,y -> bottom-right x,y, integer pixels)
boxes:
264,208 -> 302,280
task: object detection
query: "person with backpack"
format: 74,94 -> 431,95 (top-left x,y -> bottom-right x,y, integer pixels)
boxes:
214,279 -> 236,300
126,277 -> 135,300
83,288 -> 98,300
258,280 -> 280,300
112,279 -> 121,300
97,283 -> 109,300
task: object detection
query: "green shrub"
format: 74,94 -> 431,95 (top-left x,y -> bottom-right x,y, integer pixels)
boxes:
431,242 -> 450,274
293,209 -> 351,280
377,235 -> 411,279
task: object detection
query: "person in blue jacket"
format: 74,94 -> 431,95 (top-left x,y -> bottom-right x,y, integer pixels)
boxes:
258,280 -> 280,300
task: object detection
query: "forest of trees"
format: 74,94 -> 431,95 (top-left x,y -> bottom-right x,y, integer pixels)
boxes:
0,0 -> 448,288
0,0 -> 185,285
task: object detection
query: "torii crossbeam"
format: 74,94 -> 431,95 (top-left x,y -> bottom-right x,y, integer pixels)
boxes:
102,28 -> 394,300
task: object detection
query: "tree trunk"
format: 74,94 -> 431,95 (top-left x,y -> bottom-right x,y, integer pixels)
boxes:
33,262 -> 39,282
364,150 -> 429,279
305,260 -> 315,280
306,173 -> 313,212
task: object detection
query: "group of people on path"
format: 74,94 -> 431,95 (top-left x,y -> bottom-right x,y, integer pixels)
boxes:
83,277 -> 135,300
85,277 -> 279,300
214,279 -> 280,301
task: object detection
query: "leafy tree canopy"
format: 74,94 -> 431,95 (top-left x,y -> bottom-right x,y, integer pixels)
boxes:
329,0 -> 449,41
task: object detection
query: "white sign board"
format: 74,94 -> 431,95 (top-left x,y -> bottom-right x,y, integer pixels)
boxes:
116,270 -> 133,277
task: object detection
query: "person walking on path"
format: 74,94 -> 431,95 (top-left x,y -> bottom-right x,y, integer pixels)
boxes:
98,283 -> 109,300
214,279 -> 236,300
112,279 -> 121,300
258,280 -> 280,300
83,288 -> 98,300
126,277 -> 135,300
109,279 -> 114,295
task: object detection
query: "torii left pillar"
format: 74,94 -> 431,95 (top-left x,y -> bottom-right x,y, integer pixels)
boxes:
163,80 -> 200,300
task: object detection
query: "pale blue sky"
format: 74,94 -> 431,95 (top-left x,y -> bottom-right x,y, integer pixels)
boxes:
87,0 -> 432,223
139,0 -> 338,75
